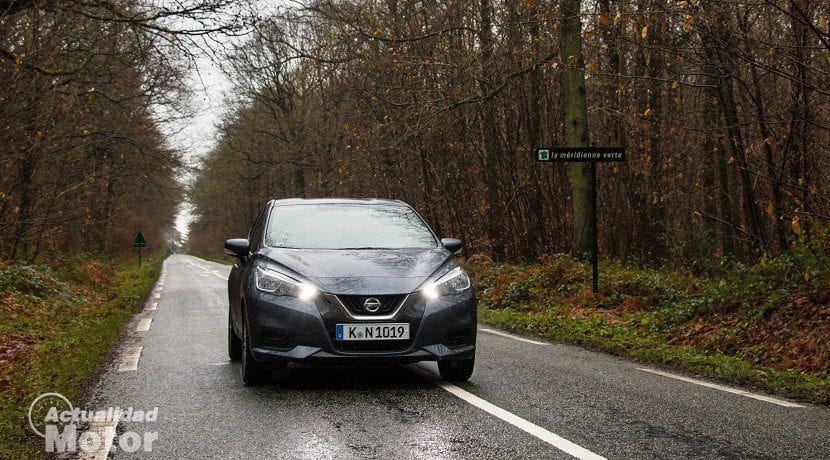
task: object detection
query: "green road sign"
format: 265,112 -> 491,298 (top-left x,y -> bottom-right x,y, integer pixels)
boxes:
534,146 -> 625,162
534,145 -> 626,293
133,231 -> 148,248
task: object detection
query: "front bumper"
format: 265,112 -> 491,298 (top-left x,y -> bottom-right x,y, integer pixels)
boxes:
244,287 -> 476,364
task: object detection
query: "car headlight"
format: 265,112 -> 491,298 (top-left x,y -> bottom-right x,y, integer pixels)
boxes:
255,266 -> 319,300
421,267 -> 471,299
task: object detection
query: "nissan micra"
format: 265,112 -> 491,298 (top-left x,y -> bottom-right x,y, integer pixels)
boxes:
225,198 -> 476,385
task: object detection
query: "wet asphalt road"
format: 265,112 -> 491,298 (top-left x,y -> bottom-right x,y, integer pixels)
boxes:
84,255 -> 830,459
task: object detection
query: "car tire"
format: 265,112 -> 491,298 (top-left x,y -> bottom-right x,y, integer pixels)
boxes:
228,313 -> 242,362
438,356 -> 475,383
241,320 -> 269,386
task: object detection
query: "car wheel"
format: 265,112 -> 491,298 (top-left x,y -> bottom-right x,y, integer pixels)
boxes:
228,313 -> 242,362
241,320 -> 269,386
438,356 -> 475,383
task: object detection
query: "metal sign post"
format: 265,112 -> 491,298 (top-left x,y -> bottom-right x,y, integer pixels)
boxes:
133,231 -> 148,267
535,147 -> 626,292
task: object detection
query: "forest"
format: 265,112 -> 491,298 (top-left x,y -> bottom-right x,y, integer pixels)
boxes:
1,5 -> 829,448
0,1 -> 250,262
187,0 -> 829,266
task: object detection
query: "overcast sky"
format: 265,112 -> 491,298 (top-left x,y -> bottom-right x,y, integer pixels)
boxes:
170,56 -> 230,241
158,38 -> 234,242
163,2 -> 283,243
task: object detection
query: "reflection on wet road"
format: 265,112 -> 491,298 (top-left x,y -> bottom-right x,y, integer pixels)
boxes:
84,255 -> 830,459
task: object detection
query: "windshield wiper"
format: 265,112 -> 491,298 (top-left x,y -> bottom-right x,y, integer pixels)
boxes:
339,247 -> 389,250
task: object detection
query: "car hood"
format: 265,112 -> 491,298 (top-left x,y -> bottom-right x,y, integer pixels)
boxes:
258,247 -> 451,295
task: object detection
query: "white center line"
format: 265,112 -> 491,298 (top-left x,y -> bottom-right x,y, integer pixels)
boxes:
410,366 -> 605,460
118,346 -> 142,372
136,317 -> 152,332
186,259 -> 208,270
637,368 -> 805,408
187,258 -> 230,280
77,409 -> 121,460
479,327 -> 548,346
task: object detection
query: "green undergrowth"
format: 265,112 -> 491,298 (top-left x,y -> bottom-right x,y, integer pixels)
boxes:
0,257 -> 162,459
468,236 -> 830,403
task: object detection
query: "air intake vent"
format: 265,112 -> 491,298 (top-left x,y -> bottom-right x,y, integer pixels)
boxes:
337,294 -> 406,315
259,330 -> 294,349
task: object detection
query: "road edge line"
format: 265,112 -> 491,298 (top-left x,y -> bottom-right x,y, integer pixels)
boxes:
135,318 -> 152,333
637,367 -> 805,408
117,346 -> 142,372
479,327 -> 548,345
77,409 -> 121,460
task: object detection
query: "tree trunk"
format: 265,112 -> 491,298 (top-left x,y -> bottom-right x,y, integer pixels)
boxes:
478,0 -> 506,260
560,0 -> 593,256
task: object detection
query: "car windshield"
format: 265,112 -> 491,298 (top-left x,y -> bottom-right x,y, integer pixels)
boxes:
264,203 -> 438,249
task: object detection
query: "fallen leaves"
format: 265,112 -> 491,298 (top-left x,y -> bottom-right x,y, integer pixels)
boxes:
673,293 -> 830,374
0,333 -> 42,370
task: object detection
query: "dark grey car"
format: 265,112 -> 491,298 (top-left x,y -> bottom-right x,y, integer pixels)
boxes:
224,198 -> 477,385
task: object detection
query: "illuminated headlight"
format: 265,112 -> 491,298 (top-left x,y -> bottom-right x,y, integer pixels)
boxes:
421,267 -> 471,299
255,266 -> 319,301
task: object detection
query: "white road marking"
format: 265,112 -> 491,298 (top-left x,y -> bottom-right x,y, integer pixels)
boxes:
118,346 -> 142,372
186,259 -> 208,270
136,318 -> 152,332
146,302 -> 158,311
479,327 -> 548,346
77,409 -> 121,460
410,366 -> 605,460
186,259 -> 229,280
637,368 -> 805,408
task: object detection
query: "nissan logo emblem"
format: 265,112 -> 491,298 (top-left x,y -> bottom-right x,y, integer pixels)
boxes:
363,298 -> 382,313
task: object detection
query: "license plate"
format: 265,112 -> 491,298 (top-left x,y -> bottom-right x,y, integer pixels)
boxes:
336,323 -> 410,341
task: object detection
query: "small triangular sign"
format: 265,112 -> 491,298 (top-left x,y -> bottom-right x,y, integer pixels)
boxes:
133,231 -> 148,248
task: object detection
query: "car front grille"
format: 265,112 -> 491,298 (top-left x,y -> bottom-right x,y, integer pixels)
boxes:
332,339 -> 415,353
337,294 -> 406,315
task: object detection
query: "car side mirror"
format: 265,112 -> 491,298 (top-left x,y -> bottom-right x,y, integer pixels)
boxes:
441,238 -> 463,254
224,238 -> 250,258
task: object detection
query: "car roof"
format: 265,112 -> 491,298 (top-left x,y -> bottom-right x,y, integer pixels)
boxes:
268,197 -> 408,207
